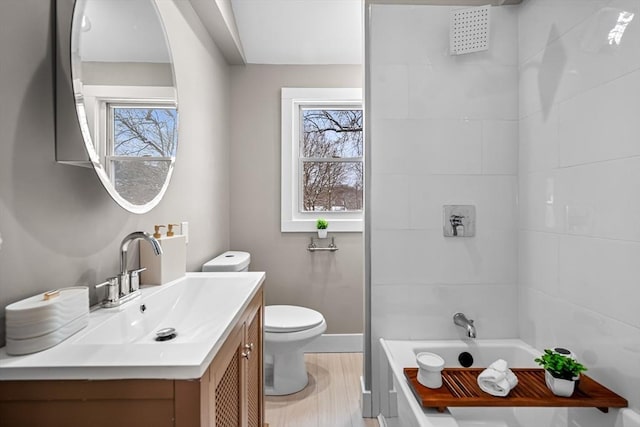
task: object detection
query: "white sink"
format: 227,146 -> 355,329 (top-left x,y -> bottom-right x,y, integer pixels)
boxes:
0,272 -> 265,380
76,273 -> 258,345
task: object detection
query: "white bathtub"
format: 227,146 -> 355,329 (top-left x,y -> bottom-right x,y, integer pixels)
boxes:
380,338 -> 639,427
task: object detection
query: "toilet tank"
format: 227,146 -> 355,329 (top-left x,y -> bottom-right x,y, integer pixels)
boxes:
202,251 -> 250,272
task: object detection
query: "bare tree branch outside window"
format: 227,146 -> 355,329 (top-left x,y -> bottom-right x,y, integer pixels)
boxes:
111,105 -> 178,204
113,107 -> 177,157
301,108 -> 363,212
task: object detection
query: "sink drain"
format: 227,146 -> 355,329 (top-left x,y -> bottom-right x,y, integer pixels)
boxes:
155,327 -> 177,342
458,351 -> 474,367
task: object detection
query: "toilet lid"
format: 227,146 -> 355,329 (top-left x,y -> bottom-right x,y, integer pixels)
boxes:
265,305 -> 324,333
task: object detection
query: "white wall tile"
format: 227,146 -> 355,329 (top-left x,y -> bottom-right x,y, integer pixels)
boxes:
371,173 -> 410,230
371,119 -> 422,175
518,230 -> 559,296
559,235 -> 640,329
518,0 -> 611,65
373,283 -> 518,341
518,50 -> 545,119
422,119 -> 483,175
438,230 -> 517,285
553,1 -> 640,102
372,5 -> 519,68
519,287 -> 640,411
368,0 -> 640,417
369,5 -> 438,66
482,120 -> 518,175
372,118 -> 486,176
409,63 -> 518,120
559,68 -> 640,167
518,170 -> 564,233
520,0 -> 640,118
404,283 -> 518,340
519,0 -> 640,413
370,3 -> 519,356
371,229 -> 433,286
483,6 -> 520,68
371,229 -> 516,286
409,175 -> 517,232
518,108 -> 559,173
556,158 -> 640,241
517,39 -> 568,119
371,284 -> 411,340
370,64 -> 409,119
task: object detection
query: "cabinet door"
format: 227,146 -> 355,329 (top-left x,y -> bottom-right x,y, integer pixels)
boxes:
244,304 -> 263,427
208,289 -> 264,427
211,327 -> 243,427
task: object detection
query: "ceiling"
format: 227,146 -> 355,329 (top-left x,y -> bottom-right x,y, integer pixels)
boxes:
230,0 -> 363,65
77,0 -> 523,66
78,0 -> 171,63
227,0 -> 522,65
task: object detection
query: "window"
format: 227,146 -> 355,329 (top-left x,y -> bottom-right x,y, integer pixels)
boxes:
108,104 -> 177,204
281,88 -> 363,232
80,85 -> 177,204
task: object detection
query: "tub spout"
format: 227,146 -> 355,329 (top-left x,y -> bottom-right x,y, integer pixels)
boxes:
453,312 -> 476,338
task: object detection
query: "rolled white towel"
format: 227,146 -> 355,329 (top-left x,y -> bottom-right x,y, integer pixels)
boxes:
477,359 -> 519,397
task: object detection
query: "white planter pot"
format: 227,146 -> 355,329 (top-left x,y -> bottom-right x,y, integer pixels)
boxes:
317,229 -> 328,239
544,370 -> 577,397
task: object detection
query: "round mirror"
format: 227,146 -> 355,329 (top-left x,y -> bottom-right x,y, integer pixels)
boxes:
70,0 -> 178,213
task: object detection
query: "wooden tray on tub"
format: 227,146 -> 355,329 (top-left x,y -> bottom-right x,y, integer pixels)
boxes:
404,368 -> 627,413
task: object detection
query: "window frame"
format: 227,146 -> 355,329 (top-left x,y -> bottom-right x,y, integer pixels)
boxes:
106,103 -> 176,180
81,85 -> 177,169
281,88 -> 363,233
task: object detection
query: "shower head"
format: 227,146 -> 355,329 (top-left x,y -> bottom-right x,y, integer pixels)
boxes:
450,5 -> 491,56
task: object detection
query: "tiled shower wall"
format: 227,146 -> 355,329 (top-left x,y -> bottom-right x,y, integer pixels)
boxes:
369,3 -> 519,413
518,0 -> 640,412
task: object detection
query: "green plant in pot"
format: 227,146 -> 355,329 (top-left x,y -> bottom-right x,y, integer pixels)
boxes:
535,349 -> 587,397
316,218 -> 329,238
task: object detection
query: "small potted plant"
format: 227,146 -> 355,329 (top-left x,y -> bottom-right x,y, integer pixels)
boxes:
534,349 -> 587,397
316,218 -> 329,239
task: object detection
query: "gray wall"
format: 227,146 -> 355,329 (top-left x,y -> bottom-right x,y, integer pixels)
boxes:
0,1 -> 231,344
229,65 -> 364,335
81,62 -> 174,86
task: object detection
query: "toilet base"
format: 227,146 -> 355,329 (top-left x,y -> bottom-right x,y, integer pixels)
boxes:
264,349 -> 309,396
263,319 -> 327,396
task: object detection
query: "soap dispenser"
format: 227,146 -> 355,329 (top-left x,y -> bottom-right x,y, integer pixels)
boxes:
140,224 -> 186,285
153,225 -> 165,239
167,223 -> 179,237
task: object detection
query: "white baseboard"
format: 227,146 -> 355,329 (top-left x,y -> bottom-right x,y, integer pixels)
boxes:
388,386 -> 398,418
361,376 -> 374,418
303,333 -> 363,353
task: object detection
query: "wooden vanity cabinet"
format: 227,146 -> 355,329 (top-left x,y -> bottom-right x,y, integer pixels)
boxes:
0,288 -> 264,427
205,288 -> 263,427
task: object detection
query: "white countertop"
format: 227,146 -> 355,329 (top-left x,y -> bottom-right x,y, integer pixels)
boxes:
0,272 -> 265,381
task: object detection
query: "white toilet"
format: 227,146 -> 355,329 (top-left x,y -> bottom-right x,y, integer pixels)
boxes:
202,251 -> 327,396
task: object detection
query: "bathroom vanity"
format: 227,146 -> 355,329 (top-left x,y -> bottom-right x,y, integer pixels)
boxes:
0,272 -> 265,427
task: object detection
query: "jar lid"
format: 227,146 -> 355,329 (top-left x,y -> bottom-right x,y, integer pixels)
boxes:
416,352 -> 445,371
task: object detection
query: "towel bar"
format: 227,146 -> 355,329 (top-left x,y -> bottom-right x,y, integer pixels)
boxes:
307,237 -> 338,252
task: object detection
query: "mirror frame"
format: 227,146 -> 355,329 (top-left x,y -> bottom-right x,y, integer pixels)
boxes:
55,0 -> 179,214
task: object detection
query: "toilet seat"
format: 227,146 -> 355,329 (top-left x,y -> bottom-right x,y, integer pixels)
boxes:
265,305 -> 324,333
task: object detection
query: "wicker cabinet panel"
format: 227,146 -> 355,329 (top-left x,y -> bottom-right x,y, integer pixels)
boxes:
208,289 -> 263,427
214,351 -> 241,427
245,305 -> 262,427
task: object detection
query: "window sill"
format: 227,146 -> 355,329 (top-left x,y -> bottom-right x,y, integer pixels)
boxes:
281,219 -> 363,233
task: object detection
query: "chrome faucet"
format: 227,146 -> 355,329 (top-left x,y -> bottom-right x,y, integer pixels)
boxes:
119,231 -> 162,296
99,232 -> 162,308
453,312 -> 476,338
